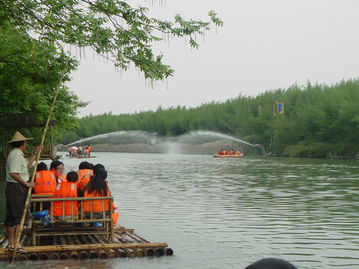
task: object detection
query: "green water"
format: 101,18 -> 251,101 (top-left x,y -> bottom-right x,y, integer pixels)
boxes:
1,153 -> 359,268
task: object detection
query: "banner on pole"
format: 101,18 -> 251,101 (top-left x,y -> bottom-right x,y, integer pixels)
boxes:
276,102 -> 284,114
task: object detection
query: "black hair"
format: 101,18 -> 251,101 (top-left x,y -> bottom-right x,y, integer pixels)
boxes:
245,258 -> 298,269
67,171 -> 78,183
88,163 -> 95,170
79,161 -> 89,170
94,163 -> 105,171
10,141 -> 25,148
50,160 -> 64,170
85,168 -> 108,196
37,162 -> 48,171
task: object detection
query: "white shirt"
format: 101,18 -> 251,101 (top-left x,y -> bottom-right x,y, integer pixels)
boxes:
6,148 -> 29,183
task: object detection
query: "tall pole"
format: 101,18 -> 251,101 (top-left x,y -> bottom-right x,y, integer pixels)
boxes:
11,66 -> 67,263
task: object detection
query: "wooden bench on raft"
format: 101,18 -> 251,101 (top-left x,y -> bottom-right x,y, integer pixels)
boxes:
30,195 -> 114,246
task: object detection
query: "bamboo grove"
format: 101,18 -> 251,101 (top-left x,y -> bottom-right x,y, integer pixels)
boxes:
61,79 -> 359,159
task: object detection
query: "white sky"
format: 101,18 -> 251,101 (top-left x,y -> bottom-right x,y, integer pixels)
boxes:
67,0 -> 359,116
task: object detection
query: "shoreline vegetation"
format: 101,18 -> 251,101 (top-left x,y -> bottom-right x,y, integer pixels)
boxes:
61,79 -> 359,160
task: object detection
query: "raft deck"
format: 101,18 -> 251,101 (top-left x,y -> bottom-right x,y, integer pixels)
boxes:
0,226 -> 173,261
0,195 -> 173,261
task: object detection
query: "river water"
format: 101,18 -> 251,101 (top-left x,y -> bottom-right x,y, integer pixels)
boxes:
1,152 -> 359,268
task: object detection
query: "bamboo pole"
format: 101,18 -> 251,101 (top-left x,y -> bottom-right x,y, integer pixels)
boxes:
98,249 -> 108,259
28,252 -> 39,261
39,252 -> 49,260
18,242 -> 168,253
123,248 -> 136,258
60,251 -> 70,260
165,247 -> 174,256
48,252 -> 59,260
11,66 -> 67,264
145,248 -> 155,256
79,251 -> 89,259
154,248 -> 164,256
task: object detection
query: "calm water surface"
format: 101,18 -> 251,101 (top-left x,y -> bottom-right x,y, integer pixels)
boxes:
1,152 -> 359,268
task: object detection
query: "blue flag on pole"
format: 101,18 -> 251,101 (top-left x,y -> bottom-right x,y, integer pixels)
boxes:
276,102 -> 284,113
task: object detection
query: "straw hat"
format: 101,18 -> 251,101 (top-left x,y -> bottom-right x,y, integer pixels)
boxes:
7,131 -> 33,143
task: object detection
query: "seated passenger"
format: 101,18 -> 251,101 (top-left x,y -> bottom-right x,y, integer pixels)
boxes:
77,161 -> 93,191
236,150 -> 242,155
52,171 -> 80,219
33,162 -> 57,210
82,168 -> 112,220
229,150 -> 235,155
49,160 -> 66,183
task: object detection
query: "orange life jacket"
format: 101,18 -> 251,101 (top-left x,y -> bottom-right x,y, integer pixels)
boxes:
52,181 -> 78,216
49,170 -> 67,183
34,171 -> 57,195
83,189 -> 111,213
77,169 -> 93,190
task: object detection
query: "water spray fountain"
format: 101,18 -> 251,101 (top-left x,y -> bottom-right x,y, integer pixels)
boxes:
64,130 -> 263,155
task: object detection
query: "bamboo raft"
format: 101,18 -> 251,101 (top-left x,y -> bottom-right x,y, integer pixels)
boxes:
0,226 -> 173,261
0,196 -> 173,261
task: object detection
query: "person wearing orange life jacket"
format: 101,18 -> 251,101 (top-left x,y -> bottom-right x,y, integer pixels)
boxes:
87,145 -> 92,156
34,162 -> 57,195
93,163 -> 116,210
236,150 -> 242,156
52,171 -> 81,219
49,160 -> 67,184
229,150 -> 235,155
77,161 -> 94,191
33,162 -> 57,211
81,168 -> 114,226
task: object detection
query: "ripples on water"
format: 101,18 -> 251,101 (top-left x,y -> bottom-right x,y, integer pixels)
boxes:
4,153 -> 359,269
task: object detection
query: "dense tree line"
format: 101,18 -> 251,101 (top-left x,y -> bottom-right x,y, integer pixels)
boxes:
61,79 -> 359,158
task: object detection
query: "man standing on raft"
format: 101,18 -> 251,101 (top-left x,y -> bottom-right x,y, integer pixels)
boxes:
4,131 -> 39,253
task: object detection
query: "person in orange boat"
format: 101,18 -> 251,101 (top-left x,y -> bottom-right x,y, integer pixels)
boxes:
222,149 -> 227,155
52,171 -> 81,220
87,145 -> 92,156
236,149 -> 242,155
84,144 -> 92,157
229,149 -> 235,155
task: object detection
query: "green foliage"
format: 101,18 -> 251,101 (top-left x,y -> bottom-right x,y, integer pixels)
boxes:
61,79 -> 359,159
0,22 -> 87,144
1,0 -> 223,80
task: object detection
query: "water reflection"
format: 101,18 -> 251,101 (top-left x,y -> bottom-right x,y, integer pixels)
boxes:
1,153 -> 359,268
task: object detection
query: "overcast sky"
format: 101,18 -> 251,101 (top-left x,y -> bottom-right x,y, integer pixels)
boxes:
67,0 -> 359,116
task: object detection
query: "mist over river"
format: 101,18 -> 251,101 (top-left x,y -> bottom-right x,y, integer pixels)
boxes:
1,152 -> 359,268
